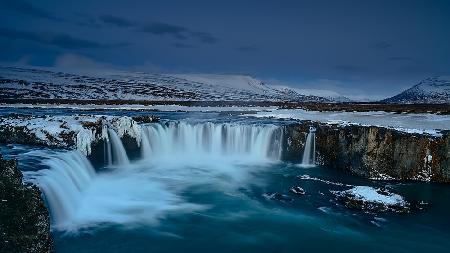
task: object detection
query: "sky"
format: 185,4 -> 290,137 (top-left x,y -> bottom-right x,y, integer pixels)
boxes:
0,0 -> 449,100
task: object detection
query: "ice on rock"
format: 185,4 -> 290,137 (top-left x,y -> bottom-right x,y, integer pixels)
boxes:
0,115 -> 142,155
333,186 -> 409,213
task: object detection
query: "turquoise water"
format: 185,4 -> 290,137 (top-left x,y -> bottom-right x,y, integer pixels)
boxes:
2,109 -> 450,253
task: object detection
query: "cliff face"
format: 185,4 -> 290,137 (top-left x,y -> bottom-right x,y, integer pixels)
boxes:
0,155 -> 53,253
283,122 -> 450,183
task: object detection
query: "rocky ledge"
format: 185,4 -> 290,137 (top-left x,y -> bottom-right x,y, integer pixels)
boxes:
0,114 -> 148,155
284,122 -> 450,183
0,155 -> 53,252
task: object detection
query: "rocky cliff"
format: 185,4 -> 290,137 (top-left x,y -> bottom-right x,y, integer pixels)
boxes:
0,155 -> 53,253
283,122 -> 450,182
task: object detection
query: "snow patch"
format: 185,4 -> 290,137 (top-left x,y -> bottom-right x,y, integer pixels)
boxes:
339,186 -> 406,206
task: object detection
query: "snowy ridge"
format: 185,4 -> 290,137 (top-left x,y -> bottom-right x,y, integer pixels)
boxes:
0,115 -> 141,155
0,66 -> 338,102
384,76 -> 450,104
271,85 -> 352,102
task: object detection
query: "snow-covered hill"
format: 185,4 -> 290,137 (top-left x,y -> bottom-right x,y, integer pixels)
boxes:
0,66 -> 345,102
383,76 -> 450,104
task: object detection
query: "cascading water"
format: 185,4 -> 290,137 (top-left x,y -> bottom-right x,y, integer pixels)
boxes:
107,129 -> 130,165
37,151 -> 96,226
140,122 -> 283,161
35,122 -> 285,231
301,127 -> 316,165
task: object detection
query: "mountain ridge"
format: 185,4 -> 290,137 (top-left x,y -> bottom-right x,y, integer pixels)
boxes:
0,66 -> 349,103
383,76 -> 450,104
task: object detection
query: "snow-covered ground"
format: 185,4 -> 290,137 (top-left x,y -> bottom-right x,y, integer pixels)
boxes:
251,109 -> 450,136
0,103 -> 277,112
0,66 -> 335,102
1,103 -> 447,136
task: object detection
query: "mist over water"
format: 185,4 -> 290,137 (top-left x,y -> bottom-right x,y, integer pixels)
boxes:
37,122 -> 284,231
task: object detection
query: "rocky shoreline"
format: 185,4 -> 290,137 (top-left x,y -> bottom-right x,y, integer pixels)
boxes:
283,122 -> 450,183
0,155 -> 53,253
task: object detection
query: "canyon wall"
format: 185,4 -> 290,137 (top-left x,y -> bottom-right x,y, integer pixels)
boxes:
283,122 -> 450,182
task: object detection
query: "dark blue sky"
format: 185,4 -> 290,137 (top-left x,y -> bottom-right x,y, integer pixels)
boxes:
1,0 -> 449,99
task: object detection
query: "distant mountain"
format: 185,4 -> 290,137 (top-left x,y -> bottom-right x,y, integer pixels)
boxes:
383,76 -> 450,104
0,66 -> 348,103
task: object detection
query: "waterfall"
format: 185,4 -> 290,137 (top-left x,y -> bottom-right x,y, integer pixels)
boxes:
37,151 -> 96,226
107,129 -> 130,165
301,127 -> 316,165
140,122 -> 283,161
33,122 -> 285,231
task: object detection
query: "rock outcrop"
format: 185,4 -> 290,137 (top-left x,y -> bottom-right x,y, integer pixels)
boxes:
332,186 -> 410,213
0,114 -> 144,155
284,122 -> 450,183
0,155 -> 53,253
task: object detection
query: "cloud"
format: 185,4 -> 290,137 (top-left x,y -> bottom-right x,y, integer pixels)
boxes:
1,0 -> 63,21
141,22 -> 187,36
139,21 -> 218,44
54,53 -> 115,70
54,53 -> 165,73
190,31 -> 218,44
172,42 -> 195,49
334,64 -> 364,72
374,41 -> 392,49
235,45 -> 258,52
95,13 -> 220,44
388,56 -> 414,61
99,15 -> 136,27
267,78 -> 385,101
0,27 -> 129,49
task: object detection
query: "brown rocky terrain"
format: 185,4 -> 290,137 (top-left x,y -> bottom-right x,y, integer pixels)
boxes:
283,122 -> 450,182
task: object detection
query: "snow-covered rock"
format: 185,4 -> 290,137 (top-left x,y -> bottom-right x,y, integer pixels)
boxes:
383,76 -> 450,104
332,186 -> 409,213
0,114 -> 142,155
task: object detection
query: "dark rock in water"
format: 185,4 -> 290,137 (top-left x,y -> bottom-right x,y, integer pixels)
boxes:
332,186 -> 410,214
0,155 -> 53,253
263,192 -> 293,202
415,200 -> 430,211
132,115 -> 160,123
290,186 -> 305,195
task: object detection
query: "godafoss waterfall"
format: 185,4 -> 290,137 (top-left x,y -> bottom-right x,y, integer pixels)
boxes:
1,109 -> 450,253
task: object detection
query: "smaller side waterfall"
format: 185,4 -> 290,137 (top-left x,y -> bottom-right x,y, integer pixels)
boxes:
107,129 -> 130,165
301,127 -> 316,165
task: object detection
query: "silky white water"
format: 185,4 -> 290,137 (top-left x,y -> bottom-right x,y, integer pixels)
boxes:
37,122 -> 283,231
107,129 -> 130,165
140,122 -> 283,161
38,151 -> 96,225
301,129 -> 316,165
